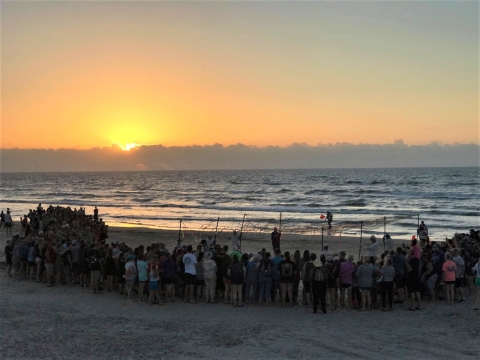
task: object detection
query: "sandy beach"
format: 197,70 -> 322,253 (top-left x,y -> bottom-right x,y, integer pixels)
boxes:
0,222 -> 478,360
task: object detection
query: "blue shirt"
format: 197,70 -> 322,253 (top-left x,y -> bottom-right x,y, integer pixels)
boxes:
137,260 -> 149,282
271,256 -> 283,280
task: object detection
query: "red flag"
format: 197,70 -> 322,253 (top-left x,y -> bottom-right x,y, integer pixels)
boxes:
320,214 -> 326,220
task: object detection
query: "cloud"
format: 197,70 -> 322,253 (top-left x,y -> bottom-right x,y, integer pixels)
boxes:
0,142 -> 478,172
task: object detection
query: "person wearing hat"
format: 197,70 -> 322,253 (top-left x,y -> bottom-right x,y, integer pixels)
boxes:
311,255 -> 329,314
202,251 -> 217,303
366,236 -> 379,258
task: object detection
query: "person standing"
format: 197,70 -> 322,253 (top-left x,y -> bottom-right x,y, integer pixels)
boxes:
326,212 -> 333,229
279,251 -> 297,307
183,245 -> 197,304
452,249 -> 466,303
229,255 -> 245,307
202,251 -> 217,303
5,240 -> 13,278
339,255 -> 355,308
311,255 -> 329,314
472,258 -> 480,310
4,210 -> 13,236
380,259 -> 395,311
258,252 -> 274,306
93,206 -> 99,223
442,253 -> 457,305
45,241 -> 57,287
271,227 -> 282,252
366,236 -> 379,259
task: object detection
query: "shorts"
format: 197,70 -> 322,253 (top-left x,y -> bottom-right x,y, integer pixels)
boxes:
223,278 -> 231,286
28,261 -> 36,267
163,277 -> 175,285
196,279 -> 206,286
475,277 -> 480,287
394,275 -> 405,289
36,257 -> 43,265
303,282 -> 311,292
126,278 -> 135,286
149,281 -> 159,291
91,270 -> 101,282
340,283 -> 352,289
4,222 -> 12,228
454,278 -> 464,288
445,280 -> 455,285
185,273 -> 196,286
359,286 -> 371,292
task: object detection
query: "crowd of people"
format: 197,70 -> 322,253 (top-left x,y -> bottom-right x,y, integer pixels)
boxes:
3,205 -> 480,314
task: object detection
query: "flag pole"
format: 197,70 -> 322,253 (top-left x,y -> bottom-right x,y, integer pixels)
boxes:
321,226 -> 324,249
239,214 -> 246,251
358,221 -> 363,260
214,217 -> 220,242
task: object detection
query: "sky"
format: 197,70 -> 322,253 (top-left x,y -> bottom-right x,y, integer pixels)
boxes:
1,0 -> 479,154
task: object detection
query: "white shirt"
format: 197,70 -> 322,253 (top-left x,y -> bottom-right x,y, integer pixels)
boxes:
183,253 -> 197,275
4,213 -> 12,223
367,241 -> 379,258
384,237 -> 394,252
231,234 -> 239,249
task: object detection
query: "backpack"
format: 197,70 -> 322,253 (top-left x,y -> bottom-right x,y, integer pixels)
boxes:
261,260 -> 272,277
313,266 -> 330,282
281,262 -> 293,278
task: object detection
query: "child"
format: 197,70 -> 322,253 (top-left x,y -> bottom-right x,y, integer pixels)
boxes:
149,255 -> 161,306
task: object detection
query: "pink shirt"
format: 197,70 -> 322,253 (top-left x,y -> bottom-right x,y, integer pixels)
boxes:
411,245 -> 422,259
339,261 -> 355,285
442,260 -> 456,282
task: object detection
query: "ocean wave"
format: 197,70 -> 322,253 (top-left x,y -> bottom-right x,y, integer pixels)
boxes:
306,203 -> 323,208
342,199 -> 367,207
279,188 -> 293,193
133,198 -> 155,203
345,180 -> 363,185
370,180 -> 388,185
304,189 -> 322,195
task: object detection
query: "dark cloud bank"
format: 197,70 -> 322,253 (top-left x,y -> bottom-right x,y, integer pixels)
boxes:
1,141 -> 479,172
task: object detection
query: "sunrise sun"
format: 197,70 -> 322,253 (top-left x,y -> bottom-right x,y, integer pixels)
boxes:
122,143 -> 140,151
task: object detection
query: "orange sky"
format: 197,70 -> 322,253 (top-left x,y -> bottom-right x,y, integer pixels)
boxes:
1,2 -> 478,149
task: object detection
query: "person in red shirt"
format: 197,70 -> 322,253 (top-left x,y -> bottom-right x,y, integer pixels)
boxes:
442,253 -> 457,305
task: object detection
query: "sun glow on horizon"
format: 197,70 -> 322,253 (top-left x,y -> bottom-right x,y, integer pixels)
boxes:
113,143 -> 140,151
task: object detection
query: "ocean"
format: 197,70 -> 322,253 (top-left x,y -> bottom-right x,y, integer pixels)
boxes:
0,167 -> 478,242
